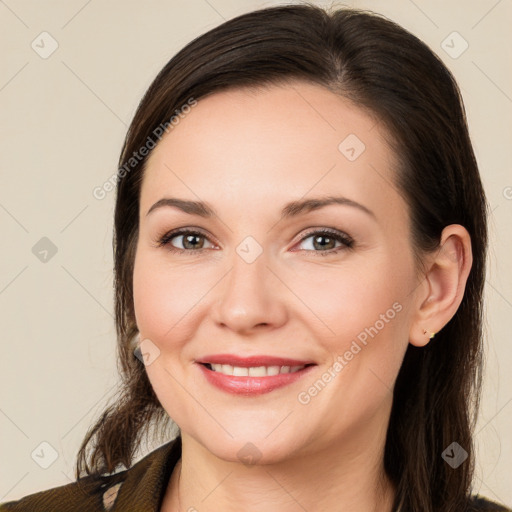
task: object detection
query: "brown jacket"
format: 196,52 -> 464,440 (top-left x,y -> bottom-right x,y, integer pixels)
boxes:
1,436 -> 510,511
0,438 -> 182,512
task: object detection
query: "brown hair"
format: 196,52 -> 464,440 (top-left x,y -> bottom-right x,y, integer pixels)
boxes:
76,4 -> 488,511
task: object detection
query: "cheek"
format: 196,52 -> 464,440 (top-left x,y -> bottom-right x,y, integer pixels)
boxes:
132,258 -> 168,338
132,250 -> 220,359
291,258 -> 408,344
132,254 -> 199,417
297,254 -> 413,395
132,249 -> 181,347
133,250 -> 193,339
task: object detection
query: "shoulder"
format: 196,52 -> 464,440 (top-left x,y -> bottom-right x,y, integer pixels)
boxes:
468,495 -> 512,511
0,472 -> 121,512
0,438 -> 181,512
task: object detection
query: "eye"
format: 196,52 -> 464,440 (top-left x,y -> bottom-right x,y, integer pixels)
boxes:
294,228 -> 354,256
156,228 -> 215,253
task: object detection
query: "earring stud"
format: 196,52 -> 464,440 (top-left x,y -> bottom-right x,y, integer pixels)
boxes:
423,329 -> 436,339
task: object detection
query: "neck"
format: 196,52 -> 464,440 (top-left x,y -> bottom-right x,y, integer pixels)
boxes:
163,420 -> 396,512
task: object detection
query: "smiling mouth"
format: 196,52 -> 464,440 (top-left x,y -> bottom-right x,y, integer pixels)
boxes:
197,359 -> 317,395
201,362 -> 314,377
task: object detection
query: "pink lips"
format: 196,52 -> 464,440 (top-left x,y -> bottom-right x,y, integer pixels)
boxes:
196,354 -> 317,395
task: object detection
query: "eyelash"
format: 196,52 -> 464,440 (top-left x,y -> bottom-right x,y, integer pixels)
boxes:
155,227 -> 354,257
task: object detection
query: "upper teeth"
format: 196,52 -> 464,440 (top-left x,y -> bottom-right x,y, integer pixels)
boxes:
209,364 -> 306,376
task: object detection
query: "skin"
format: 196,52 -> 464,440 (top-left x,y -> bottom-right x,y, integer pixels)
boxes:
132,81 -> 472,512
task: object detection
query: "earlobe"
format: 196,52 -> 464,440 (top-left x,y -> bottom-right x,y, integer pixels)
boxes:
409,225 -> 473,347
423,329 -> 436,340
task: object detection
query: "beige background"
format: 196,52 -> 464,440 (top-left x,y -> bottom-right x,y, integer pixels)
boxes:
1,0 -> 511,506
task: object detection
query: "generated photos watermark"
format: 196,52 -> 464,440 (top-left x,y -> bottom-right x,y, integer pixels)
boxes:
297,301 -> 403,405
92,97 -> 198,200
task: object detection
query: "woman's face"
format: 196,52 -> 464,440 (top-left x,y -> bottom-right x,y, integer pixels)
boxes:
133,81 -> 422,463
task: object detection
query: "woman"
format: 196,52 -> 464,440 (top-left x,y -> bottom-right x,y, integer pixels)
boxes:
1,3 -> 509,512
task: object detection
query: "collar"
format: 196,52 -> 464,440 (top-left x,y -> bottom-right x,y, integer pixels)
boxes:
106,436 -> 181,511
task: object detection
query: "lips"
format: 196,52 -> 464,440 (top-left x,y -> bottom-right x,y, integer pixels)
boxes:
196,354 -> 316,367
195,354 -> 317,395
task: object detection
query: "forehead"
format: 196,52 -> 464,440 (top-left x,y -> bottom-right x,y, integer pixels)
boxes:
141,81 -> 403,221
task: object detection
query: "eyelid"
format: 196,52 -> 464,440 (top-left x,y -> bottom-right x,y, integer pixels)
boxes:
295,227 -> 351,242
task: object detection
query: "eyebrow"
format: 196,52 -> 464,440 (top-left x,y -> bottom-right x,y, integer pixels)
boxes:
146,195 -> 376,220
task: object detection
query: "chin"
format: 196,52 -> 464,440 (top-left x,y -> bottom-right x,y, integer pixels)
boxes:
190,427 -> 303,466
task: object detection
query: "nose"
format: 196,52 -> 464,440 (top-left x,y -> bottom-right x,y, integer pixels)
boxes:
211,249 -> 288,335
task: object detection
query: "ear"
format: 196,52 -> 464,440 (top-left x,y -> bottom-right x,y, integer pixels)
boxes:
409,224 -> 473,347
